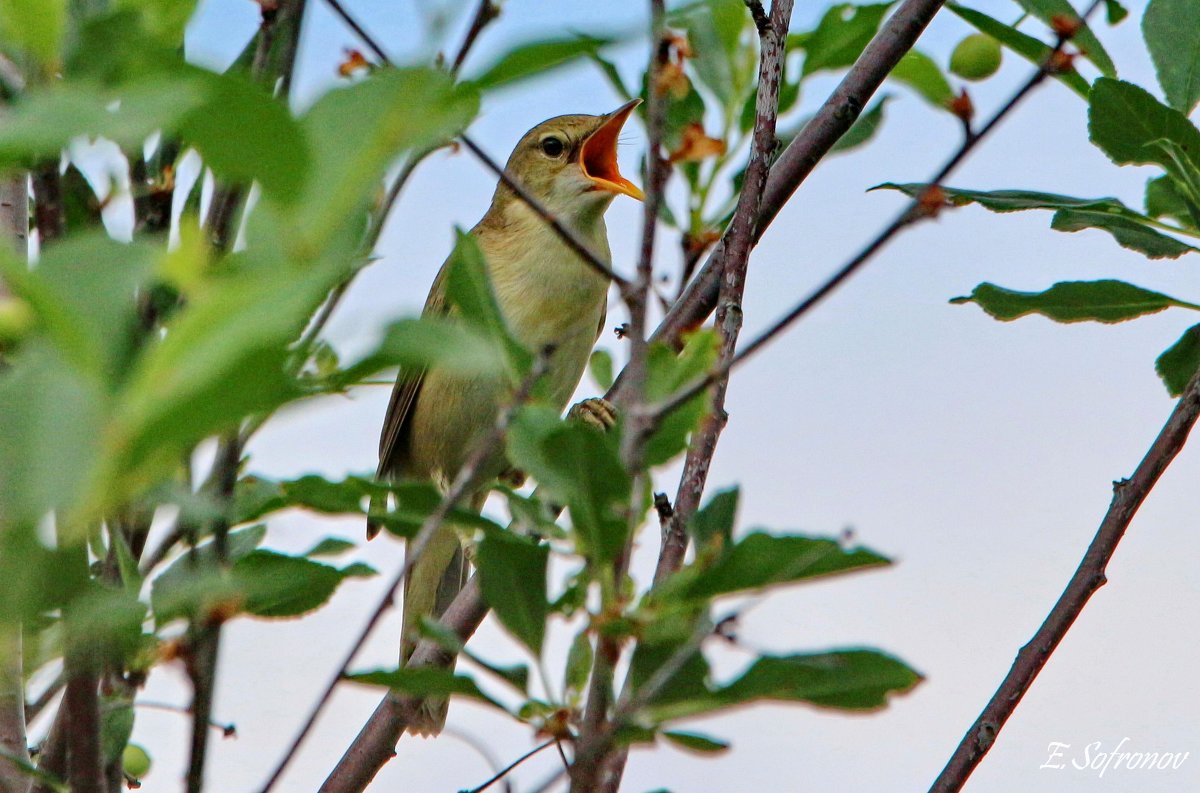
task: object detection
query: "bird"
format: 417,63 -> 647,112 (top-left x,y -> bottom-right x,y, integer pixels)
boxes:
370,100 -> 643,736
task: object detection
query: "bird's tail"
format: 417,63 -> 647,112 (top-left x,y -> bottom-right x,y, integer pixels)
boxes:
400,527 -> 469,737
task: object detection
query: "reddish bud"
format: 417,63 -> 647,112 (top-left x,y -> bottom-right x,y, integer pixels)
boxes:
946,89 -> 975,125
1050,14 -> 1081,39
916,185 -> 948,219
1046,49 -> 1076,74
337,49 -> 371,78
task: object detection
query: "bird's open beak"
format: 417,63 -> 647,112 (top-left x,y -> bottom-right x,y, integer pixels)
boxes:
580,99 -> 644,201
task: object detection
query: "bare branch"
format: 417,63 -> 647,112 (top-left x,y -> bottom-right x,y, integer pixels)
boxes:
933,356 -> 1200,790
452,1 -> 501,73
262,354 -> 551,793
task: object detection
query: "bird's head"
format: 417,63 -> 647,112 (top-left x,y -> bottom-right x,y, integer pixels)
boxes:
496,99 -> 644,224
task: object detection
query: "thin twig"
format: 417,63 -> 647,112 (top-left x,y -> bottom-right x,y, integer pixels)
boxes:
322,0 -> 390,64
460,739 -> 554,793
932,362 -> 1200,791
260,354 -> 550,793
452,1 -> 501,73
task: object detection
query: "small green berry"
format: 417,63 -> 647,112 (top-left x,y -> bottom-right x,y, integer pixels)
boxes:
950,34 -> 1002,81
122,744 -> 152,779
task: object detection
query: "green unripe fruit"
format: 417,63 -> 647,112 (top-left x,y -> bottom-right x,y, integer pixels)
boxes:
0,297 -> 33,343
950,34 -> 1002,81
122,744 -> 152,779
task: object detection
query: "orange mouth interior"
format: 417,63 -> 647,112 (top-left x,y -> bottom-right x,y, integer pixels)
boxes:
580,99 -> 644,201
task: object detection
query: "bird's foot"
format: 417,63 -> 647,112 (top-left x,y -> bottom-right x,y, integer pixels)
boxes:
568,397 -> 617,432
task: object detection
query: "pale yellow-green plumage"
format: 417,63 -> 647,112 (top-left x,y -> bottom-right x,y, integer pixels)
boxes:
372,101 -> 642,736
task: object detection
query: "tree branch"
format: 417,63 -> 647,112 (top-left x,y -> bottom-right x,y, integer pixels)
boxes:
932,365 -> 1200,790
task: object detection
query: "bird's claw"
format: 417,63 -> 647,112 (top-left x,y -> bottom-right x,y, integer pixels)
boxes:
568,397 -> 618,432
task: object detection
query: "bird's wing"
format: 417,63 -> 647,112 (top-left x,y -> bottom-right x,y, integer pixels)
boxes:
376,258 -> 451,479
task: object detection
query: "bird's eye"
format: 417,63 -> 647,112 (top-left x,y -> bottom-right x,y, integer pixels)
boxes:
539,137 -> 565,157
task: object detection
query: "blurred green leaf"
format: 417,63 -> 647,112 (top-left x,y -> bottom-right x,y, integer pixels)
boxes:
1049,208 -> 1196,258
150,525 -> 265,624
947,4 -> 1089,97
668,0 -> 747,105
951,280 -> 1200,323
662,730 -> 730,754
589,53 -> 632,101
331,316 -> 508,389
589,348 -> 615,390
1090,78 -> 1200,177
476,531 -> 548,655
471,35 -> 611,90
688,487 -> 738,550
1156,323 -> 1200,396
0,0 -> 67,66
672,532 -> 891,600
1143,0 -> 1200,114
800,3 -> 892,77
115,0 -> 198,46
1014,0 -> 1115,75
445,229 -> 531,377
345,667 -> 508,712
564,629 -> 594,703
888,50 -> 954,108
303,537 -> 357,558
99,692 -> 134,766
289,68 -> 478,252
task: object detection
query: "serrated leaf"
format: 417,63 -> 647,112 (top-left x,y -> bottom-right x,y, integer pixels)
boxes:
470,35 -> 611,91
1156,323 -> 1200,396
476,531 -> 548,655
1143,0 -> 1200,114
1050,208 -> 1196,259
951,280 -> 1200,323
1089,78 -> 1200,176
1013,0 -> 1115,76
345,667 -> 508,712
662,730 -> 730,754
947,4 -> 1089,97
800,3 -> 892,77
888,50 -> 954,109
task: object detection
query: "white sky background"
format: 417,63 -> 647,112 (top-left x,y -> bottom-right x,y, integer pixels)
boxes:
67,0 -> 1200,790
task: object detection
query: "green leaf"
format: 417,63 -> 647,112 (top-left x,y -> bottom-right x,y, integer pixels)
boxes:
1013,0 -> 1115,76
1143,0 -> 1200,114
950,280 -> 1200,323
416,618 -> 529,693
1157,324 -> 1200,396
0,234 -> 154,384
673,532 -> 891,600
800,3 -> 892,77
232,550 -> 358,618
668,0 -> 747,104
0,0 -> 67,66
1103,0 -> 1129,25
564,630 -> 594,703
476,531 -> 549,655
646,650 -> 921,722
103,256 -> 350,504
331,316 -> 508,388
1145,175 -> 1197,226
180,75 -> 309,205
288,67 -> 479,253
947,4 -> 1089,97
589,348 -> 615,390
643,330 -> 719,467
589,53 -> 632,101
471,35 -> 611,90
150,525 -> 265,624
888,50 -> 954,108
874,182 -> 1132,214
99,692 -> 134,766
830,95 -> 891,153
1049,208 -> 1196,259
507,406 -> 631,563
688,487 -> 738,550
662,730 -> 730,754
303,537 -> 356,558
345,667 -> 508,712
1089,78 -> 1200,176
444,229 -> 530,376
115,0 -> 199,46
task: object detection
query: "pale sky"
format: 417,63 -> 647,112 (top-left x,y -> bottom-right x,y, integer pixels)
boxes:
34,1 -> 1200,791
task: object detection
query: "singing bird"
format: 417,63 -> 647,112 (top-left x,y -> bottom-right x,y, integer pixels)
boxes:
371,100 -> 643,736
